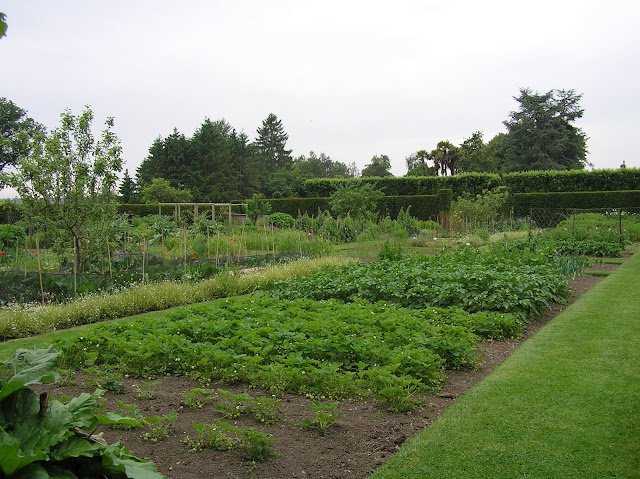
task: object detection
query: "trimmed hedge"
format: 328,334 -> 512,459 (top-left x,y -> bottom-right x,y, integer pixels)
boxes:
117,203 -> 162,217
267,195 -> 445,220
303,169 -> 640,198
266,197 -> 330,217
504,169 -> 640,193
303,174 -> 502,198
511,190 -> 640,216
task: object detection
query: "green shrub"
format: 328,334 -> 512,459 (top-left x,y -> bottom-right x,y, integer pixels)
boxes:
268,212 -> 295,229
0,224 -> 26,249
0,346 -> 164,478
329,184 -> 384,222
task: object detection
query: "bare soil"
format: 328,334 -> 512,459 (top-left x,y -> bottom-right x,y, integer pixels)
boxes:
34,265 -> 616,479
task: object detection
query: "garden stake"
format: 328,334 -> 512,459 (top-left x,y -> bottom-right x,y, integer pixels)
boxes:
73,239 -> 77,297
271,224 -> 276,260
24,236 -> 27,278
142,240 -> 146,283
35,237 -> 44,304
182,228 -> 187,275
216,232 -> 220,267
107,238 -> 112,278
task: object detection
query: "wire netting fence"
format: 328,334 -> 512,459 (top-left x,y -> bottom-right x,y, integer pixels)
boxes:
529,207 -> 640,240
438,207 -> 640,240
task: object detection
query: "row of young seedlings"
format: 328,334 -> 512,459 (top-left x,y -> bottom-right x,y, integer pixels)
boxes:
96,376 -> 342,466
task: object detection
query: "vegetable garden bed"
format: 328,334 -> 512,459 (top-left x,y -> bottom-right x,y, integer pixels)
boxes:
28,272 -> 607,479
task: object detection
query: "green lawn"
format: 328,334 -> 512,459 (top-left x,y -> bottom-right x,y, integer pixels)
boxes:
371,251 -> 640,478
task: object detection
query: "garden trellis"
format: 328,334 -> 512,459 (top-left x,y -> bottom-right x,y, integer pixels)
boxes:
157,202 -> 246,226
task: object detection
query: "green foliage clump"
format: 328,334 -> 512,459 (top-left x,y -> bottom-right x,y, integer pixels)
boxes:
377,241 -> 404,261
0,224 -> 25,250
243,194 -> 272,225
451,188 -> 510,230
268,212 -> 295,229
302,401 -> 342,435
329,184 -> 384,222
0,346 -> 165,478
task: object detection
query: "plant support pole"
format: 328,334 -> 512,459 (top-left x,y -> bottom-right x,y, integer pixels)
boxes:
35,237 -> 44,304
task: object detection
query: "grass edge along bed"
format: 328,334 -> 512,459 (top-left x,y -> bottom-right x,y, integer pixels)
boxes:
370,249 -> 640,479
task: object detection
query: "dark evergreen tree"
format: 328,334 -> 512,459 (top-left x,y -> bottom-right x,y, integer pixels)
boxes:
254,113 -> 293,174
502,88 -> 588,171
136,120 -> 261,202
119,169 -> 136,203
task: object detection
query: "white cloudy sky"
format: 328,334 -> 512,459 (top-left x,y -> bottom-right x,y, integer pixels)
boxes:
2,0 -> 639,197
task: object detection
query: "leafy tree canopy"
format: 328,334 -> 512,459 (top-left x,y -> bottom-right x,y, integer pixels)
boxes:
141,177 -> 192,203
361,154 -> 393,177
136,119 -> 259,202
294,151 -> 353,179
0,12 -> 7,38
4,106 -> 122,265
0,98 -> 45,174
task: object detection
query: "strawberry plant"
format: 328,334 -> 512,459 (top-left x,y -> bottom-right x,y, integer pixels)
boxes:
218,421 -> 276,462
182,421 -> 236,453
301,401 -> 343,435
180,387 -> 212,408
141,412 -> 178,443
214,389 -> 253,418
133,379 -> 162,400
250,396 -> 281,425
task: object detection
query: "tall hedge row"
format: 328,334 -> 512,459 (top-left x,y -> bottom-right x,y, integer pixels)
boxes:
303,168 -> 640,198
303,173 -> 502,198
265,195 -> 443,220
265,197 -> 330,217
511,190 -> 640,216
503,169 -> 640,193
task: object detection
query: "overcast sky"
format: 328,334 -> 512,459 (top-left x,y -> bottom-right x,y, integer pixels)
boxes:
2,0 -> 639,198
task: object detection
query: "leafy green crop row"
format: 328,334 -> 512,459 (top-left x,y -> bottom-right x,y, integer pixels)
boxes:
53,295 -> 519,407
0,256 -> 351,340
262,246 -> 569,319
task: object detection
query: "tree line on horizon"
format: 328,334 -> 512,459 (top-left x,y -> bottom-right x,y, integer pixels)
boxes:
1,88 -> 589,204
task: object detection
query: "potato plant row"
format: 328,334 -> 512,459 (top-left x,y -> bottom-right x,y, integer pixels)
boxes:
262,245 -> 570,319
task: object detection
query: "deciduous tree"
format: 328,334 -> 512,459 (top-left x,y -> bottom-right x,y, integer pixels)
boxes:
361,154 -> 393,177
295,151 -> 352,179
5,106 -> 122,266
140,178 -> 192,203
0,98 -> 45,174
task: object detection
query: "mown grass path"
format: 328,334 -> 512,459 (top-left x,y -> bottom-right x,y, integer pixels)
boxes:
371,251 -> 640,479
